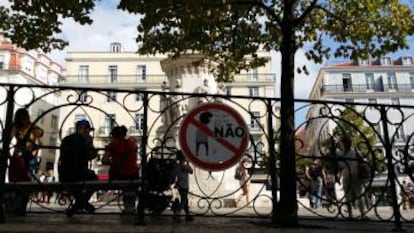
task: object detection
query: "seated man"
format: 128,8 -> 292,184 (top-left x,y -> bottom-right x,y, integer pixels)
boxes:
58,119 -> 98,217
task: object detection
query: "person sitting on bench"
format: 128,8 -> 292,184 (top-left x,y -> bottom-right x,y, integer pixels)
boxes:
58,119 -> 98,217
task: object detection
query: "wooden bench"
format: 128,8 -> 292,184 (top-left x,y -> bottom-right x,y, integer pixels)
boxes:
0,179 -> 145,223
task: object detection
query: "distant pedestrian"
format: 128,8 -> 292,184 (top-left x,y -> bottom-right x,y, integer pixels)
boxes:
173,151 -> 194,222
322,166 -> 337,207
338,136 -> 366,218
306,159 -> 323,209
235,158 -> 250,207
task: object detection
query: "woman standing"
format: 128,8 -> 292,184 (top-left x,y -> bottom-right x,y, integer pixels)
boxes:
235,158 -> 250,207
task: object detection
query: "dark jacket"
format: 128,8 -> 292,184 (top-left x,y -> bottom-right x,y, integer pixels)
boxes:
58,133 -> 97,182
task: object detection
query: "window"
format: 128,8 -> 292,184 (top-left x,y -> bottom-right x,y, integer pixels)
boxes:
387,73 -> 397,90
342,74 -> 352,92
249,87 -> 259,97
365,73 -> 374,91
225,87 -> 232,95
391,98 -> 400,105
381,57 -> 392,65
250,111 -> 260,129
345,98 -> 354,103
135,113 -> 144,130
107,91 -> 117,102
78,65 -> 89,83
368,98 -> 376,109
396,126 -> 405,141
107,65 -> 118,83
135,89 -> 144,101
78,91 -> 88,102
250,68 -> 258,80
136,65 -> 146,81
403,56 -> 413,65
410,73 -> 414,89
104,114 -> 116,133
359,59 -> 369,65
375,76 -> 384,92
51,114 -> 58,129
75,114 -> 86,122
37,109 -> 44,124
374,123 -> 382,137
0,55 -> 4,69
50,137 -> 57,147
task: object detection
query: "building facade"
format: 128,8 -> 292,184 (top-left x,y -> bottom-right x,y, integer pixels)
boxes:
59,43 -> 277,186
307,56 -> 414,171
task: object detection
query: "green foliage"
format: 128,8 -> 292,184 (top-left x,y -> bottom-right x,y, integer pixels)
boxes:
0,0 -> 97,52
1,1 -> 413,81
119,0 -> 414,79
332,106 -> 377,149
323,106 -> 386,172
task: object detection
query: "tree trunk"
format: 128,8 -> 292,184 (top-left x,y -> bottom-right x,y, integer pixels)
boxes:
274,1 -> 298,227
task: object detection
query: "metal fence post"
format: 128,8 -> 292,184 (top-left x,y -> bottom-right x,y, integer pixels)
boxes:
0,85 -> 16,223
136,92 -> 149,225
379,106 -> 402,231
266,99 -> 278,223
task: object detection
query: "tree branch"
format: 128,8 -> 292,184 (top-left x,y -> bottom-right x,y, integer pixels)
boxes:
313,4 -> 351,27
228,0 -> 282,29
293,0 -> 318,26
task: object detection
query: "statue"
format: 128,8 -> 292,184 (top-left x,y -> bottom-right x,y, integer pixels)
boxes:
214,82 -> 226,103
197,79 -> 212,104
170,79 -> 185,124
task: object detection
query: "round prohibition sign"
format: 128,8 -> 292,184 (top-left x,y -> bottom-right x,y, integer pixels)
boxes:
179,103 -> 249,171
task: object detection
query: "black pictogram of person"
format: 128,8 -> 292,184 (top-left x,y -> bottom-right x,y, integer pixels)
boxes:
196,111 -> 212,156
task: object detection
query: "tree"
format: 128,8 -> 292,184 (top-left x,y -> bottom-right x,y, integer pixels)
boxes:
2,0 -> 414,226
0,1 -> 96,52
322,106 -> 386,173
333,106 -> 377,151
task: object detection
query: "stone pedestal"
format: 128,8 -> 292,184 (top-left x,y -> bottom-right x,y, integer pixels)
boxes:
156,55 -> 218,147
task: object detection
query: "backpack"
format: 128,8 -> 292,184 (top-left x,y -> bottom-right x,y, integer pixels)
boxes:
234,166 -> 242,180
359,161 -> 371,180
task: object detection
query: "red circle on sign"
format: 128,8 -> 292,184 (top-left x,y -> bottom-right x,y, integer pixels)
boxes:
179,103 -> 249,171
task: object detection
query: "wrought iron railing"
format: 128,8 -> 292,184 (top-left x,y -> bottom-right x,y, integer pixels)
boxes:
0,83 -> 412,230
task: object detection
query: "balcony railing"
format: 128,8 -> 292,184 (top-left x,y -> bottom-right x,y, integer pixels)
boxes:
61,73 -> 276,85
322,84 -> 414,93
233,73 -> 276,83
61,74 -> 168,85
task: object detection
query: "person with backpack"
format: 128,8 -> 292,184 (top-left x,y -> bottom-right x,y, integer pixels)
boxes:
102,126 -> 139,214
58,119 -> 98,217
173,151 -> 194,222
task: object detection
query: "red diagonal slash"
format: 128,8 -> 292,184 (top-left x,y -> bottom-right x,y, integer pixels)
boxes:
188,117 -> 243,155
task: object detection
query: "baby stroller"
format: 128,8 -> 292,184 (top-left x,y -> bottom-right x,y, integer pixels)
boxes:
145,146 -> 178,214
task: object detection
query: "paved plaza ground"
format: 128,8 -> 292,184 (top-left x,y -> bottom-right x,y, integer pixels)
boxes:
0,201 -> 413,233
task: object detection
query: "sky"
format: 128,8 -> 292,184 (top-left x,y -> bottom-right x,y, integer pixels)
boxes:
3,0 -> 414,125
